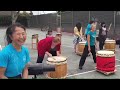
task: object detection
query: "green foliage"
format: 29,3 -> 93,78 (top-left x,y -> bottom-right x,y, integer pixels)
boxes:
0,15 -> 29,27
0,16 -> 12,26
19,11 -> 32,17
16,15 -> 28,27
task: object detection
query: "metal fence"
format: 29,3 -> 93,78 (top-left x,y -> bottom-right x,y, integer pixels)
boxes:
61,11 -> 89,33
28,11 -> 120,38
28,13 -> 58,31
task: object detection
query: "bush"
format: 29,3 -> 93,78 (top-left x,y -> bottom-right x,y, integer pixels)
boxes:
16,16 -> 28,27
0,15 -> 29,27
0,16 -> 12,26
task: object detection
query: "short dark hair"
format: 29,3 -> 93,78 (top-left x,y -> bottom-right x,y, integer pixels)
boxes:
47,30 -> 52,34
100,22 -> 106,27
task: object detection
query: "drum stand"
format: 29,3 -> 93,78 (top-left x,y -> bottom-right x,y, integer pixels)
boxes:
96,68 -> 116,75
32,75 -> 37,79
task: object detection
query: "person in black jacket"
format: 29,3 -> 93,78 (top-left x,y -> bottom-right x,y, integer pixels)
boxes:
98,22 -> 109,50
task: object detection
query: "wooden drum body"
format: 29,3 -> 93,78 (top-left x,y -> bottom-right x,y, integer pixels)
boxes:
76,42 -> 86,55
46,56 -> 67,79
104,40 -> 116,52
96,50 -> 115,72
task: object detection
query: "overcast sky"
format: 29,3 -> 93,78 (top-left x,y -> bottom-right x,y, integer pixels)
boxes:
25,11 -> 57,15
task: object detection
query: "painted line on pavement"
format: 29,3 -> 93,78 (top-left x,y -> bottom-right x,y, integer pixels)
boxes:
67,62 -> 120,78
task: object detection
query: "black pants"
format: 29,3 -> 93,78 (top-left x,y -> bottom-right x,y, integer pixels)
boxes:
37,56 -> 44,63
37,49 -> 57,63
86,35 -> 87,39
116,40 -> 120,48
99,35 -> 106,50
79,45 -> 96,67
8,74 -> 22,79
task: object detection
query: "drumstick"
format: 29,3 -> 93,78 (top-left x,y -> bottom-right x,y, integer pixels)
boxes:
90,52 -> 93,59
0,45 -> 2,50
108,23 -> 112,31
52,57 -> 56,60
89,52 -> 93,59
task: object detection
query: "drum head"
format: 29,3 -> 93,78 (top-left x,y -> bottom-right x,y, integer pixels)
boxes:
47,56 -> 67,63
79,42 -> 86,44
97,50 -> 115,57
105,40 -> 115,43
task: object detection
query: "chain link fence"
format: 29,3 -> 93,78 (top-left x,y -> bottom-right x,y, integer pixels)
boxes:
27,13 -> 58,31
28,11 -> 120,39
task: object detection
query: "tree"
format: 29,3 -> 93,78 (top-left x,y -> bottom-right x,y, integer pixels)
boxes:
11,11 -> 33,24
19,11 -> 31,17
29,11 -> 33,15
57,11 -> 61,15
11,11 -> 20,24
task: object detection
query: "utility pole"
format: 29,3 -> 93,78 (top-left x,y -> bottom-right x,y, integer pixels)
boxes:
88,11 -> 90,22
114,11 -> 116,34
60,11 -> 61,28
72,11 -> 74,27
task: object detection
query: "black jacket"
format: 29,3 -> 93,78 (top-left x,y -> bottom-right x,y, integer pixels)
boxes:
98,27 -> 108,37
